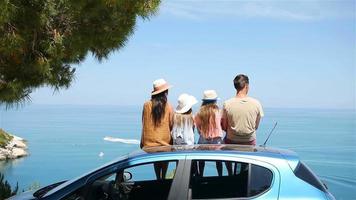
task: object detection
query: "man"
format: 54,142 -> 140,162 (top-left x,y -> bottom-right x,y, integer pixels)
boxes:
222,74 -> 264,176
222,74 -> 264,146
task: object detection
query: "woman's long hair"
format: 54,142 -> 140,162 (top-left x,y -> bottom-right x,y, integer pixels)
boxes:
173,109 -> 194,128
196,101 -> 219,136
151,90 -> 168,126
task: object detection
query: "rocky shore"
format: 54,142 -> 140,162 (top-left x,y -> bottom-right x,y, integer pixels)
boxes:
0,130 -> 28,160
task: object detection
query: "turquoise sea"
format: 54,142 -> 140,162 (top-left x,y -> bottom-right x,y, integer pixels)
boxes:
0,105 -> 355,199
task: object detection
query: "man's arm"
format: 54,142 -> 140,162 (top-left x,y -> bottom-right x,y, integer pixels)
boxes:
255,99 -> 264,130
255,114 -> 261,130
221,106 -> 228,132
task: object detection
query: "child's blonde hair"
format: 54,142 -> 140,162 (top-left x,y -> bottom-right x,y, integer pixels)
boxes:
173,109 -> 194,128
196,101 -> 219,136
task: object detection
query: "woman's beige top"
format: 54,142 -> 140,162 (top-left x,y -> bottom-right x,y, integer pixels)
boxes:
141,101 -> 173,148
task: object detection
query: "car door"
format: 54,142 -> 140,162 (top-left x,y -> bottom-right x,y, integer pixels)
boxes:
116,160 -> 179,200
182,155 -> 280,200
59,155 -> 186,200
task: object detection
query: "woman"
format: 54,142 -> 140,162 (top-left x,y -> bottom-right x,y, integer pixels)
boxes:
141,78 -> 173,180
194,90 -> 224,176
171,93 -> 197,145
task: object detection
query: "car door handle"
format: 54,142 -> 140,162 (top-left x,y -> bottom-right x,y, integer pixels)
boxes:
123,182 -> 135,186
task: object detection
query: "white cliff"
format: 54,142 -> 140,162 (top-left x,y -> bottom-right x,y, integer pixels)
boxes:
0,135 -> 28,160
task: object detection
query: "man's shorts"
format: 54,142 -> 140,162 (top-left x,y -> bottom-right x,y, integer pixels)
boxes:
224,137 -> 256,146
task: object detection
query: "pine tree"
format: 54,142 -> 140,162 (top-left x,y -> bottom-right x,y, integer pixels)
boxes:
0,0 -> 160,106
0,173 -> 18,199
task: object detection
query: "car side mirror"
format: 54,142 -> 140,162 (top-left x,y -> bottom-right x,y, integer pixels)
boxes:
124,171 -> 132,181
322,180 -> 328,189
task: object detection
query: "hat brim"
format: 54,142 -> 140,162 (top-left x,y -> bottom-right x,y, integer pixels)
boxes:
151,85 -> 172,96
202,97 -> 220,101
175,99 -> 198,114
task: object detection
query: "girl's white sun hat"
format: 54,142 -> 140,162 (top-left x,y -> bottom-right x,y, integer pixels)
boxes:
175,93 -> 198,114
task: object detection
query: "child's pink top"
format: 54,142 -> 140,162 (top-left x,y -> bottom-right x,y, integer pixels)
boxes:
194,110 -> 223,139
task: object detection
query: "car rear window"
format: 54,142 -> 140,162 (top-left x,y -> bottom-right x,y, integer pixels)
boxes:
249,164 -> 273,196
294,162 -> 327,192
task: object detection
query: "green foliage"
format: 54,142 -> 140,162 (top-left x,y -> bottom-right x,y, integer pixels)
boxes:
0,173 -> 18,199
0,0 -> 160,106
0,129 -> 13,148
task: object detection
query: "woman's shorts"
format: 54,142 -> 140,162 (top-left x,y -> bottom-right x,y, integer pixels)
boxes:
198,136 -> 223,144
173,136 -> 187,145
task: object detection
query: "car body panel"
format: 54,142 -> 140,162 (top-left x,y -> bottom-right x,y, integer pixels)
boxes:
8,191 -> 36,200
278,166 -> 328,200
9,145 -> 333,200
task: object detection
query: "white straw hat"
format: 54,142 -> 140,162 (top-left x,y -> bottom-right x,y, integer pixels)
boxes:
175,93 -> 198,114
202,90 -> 219,101
151,79 -> 172,95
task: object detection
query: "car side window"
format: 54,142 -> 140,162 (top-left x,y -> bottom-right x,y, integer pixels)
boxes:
189,160 -> 273,199
249,164 -> 273,196
128,161 -> 177,182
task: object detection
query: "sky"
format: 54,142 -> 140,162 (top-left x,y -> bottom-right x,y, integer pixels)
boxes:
30,0 -> 355,109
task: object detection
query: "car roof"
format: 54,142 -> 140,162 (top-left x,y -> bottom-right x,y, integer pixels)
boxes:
128,144 -> 300,169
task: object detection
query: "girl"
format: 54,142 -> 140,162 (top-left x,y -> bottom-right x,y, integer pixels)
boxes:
171,94 -> 197,145
141,79 -> 173,179
194,90 -> 224,176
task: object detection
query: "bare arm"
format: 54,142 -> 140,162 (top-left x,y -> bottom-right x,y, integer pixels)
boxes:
192,114 -> 196,132
194,115 -> 201,135
255,114 -> 261,130
221,108 -> 228,132
169,104 -> 174,131
255,99 -> 264,130
140,104 -> 145,149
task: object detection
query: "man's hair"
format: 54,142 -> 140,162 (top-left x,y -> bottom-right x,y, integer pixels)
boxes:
233,74 -> 249,92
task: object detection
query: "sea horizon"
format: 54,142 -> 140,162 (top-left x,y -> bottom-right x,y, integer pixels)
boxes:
0,104 -> 355,199
2,102 -> 355,111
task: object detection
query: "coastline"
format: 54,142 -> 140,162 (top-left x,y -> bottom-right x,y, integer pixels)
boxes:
0,130 -> 28,160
